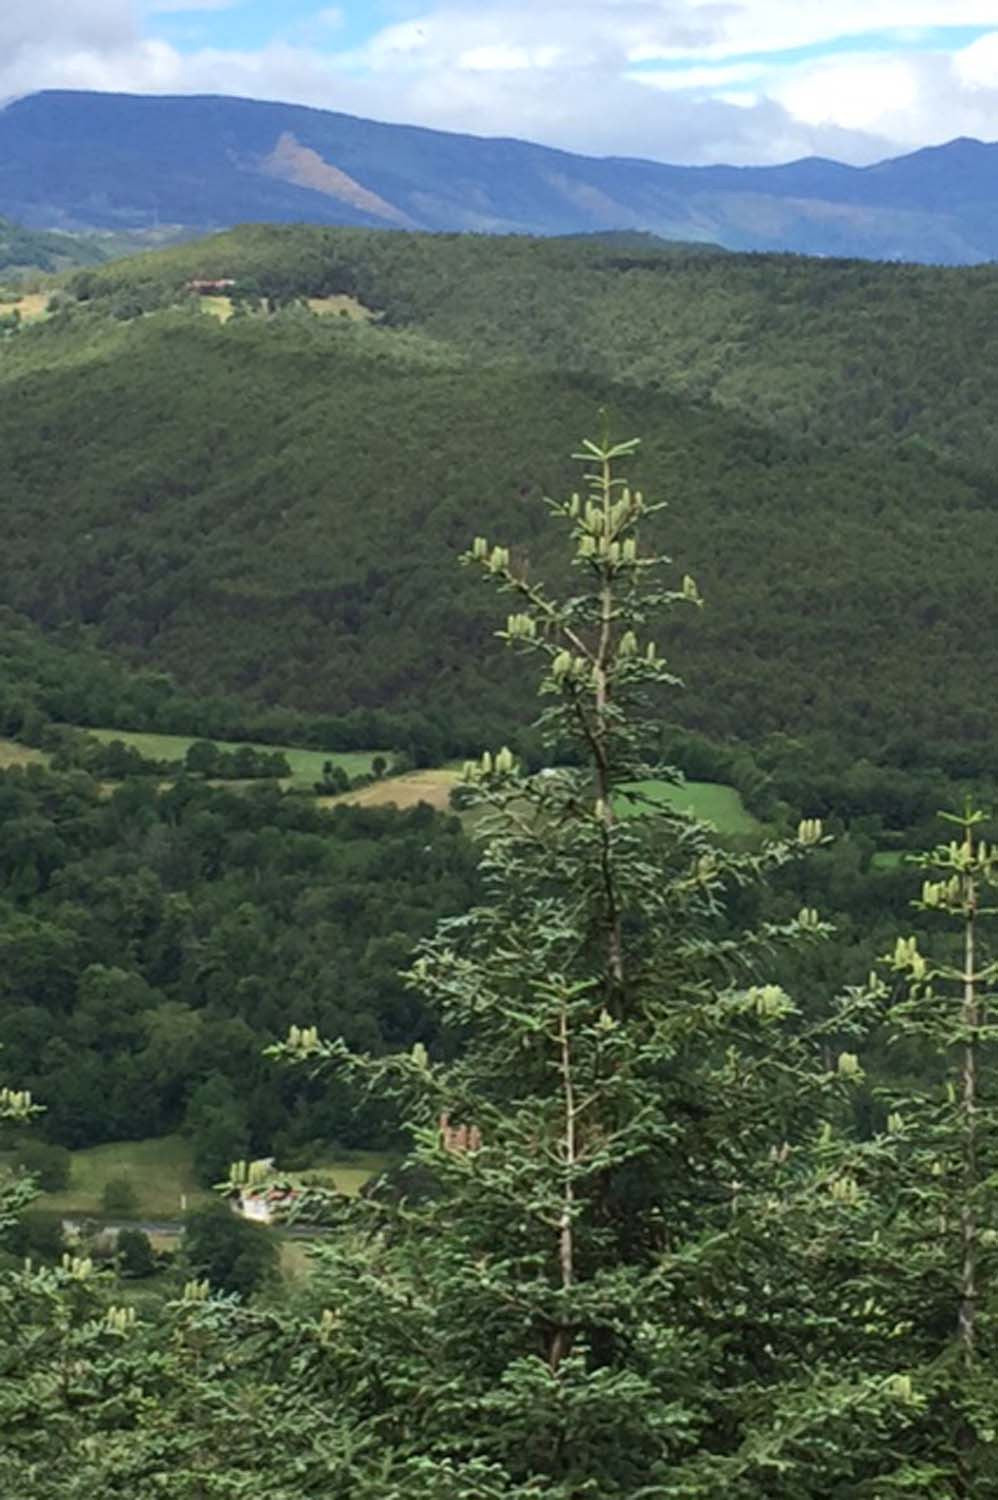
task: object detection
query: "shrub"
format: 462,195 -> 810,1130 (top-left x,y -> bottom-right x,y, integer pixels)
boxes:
117,1227 -> 156,1278
100,1175 -> 139,1217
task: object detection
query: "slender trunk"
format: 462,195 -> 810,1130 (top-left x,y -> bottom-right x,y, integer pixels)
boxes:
592,453 -> 624,992
550,999 -> 576,1372
959,835 -> 977,1361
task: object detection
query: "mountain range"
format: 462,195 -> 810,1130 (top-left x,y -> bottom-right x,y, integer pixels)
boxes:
2,89 -> 998,264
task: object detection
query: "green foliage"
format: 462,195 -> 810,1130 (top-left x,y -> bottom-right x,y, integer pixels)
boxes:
180,1199 -> 277,1297
185,1073 -> 250,1186
264,431 -> 904,1495
6,1209 -> 66,1264
2,229 -> 998,770
99,1175 -> 138,1216
115,1226 -> 156,1278
0,766 -> 477,1156
10,1138 -> 71,1192
0,217 -> 108,276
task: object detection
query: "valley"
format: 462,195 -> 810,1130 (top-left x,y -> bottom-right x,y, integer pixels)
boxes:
3,202 -> 998,1492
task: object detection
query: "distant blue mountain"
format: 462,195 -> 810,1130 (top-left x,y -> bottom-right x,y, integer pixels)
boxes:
2,90 -> 997,263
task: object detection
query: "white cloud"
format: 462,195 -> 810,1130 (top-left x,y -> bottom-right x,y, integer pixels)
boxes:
955,29 -> 998,86
0,0 -> 138,54
775,57 -> 921,131
623,2 -> 998,60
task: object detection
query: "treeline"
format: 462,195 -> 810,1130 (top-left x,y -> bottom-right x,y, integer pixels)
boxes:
0,765 -> 478,1168
0,608 -> 474,763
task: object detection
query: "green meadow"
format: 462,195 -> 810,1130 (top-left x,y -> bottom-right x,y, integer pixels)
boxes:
616,779 -> 762,837
86,728 -> 386,789
38,1134 -> 391,1220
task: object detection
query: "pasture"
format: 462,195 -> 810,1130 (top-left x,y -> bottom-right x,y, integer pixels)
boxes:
616,779 -> 762,837
307,294 -> 375,320
39,1135 -> 209,1220
38,1134 -> 391,1220
326,767 -> 460,812
85,727 -> 386,789
2,292 -> 50,323
199,293 -> 373,322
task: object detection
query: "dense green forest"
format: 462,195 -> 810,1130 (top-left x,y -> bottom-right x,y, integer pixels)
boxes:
0,226 -> 996,775
3,426 -> 998,1496
0,768 -> 476,1160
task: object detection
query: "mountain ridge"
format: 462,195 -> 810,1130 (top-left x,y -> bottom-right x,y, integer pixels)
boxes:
3,90 -> 998,263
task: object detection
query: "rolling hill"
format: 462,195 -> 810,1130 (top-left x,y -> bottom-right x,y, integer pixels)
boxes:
3,225 -> 998,773
3,90 -> 998,263
0,215 -> 111,277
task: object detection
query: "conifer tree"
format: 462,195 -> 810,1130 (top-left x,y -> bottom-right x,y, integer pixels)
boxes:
272,428 -> 910,1496
824,806 -> 998,1495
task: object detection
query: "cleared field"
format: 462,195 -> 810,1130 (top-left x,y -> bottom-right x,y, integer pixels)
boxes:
199,295 -> 235,322
307,294 -> 375,320
39,1135 -> 210,1220
85,728 -> 386,790
325,768 -> 460,812
199,294 -> 372,322
328,768 -> 761,834
871,850 -> 908,870
38,1136 -> 390,1220
616,779 -> 762,837
2,292 -> 50,323
0,736 -> 47,769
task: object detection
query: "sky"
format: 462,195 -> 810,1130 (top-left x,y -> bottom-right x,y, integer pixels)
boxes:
3,1 -> 998,166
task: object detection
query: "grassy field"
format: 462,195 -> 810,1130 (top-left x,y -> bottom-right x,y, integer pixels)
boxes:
199,295 -> 235,322
86,728 -> 386,790
307,1150 -> 392,1196
325,767 -> 460,812
871,850 -> 908,870
38,1135 -> 391,1221
39,1135 -> 210,1220
307,294 -> 374,320
200,293 -> 372,322
0,736 -> 47,769
327,768 -> 762,835
2,292 -> 50,323
616,779 -> 762,836
0,731 -> 757,838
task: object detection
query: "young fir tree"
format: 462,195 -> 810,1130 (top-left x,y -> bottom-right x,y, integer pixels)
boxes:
824,806 -> 998,1496
271,429 -> 915,1497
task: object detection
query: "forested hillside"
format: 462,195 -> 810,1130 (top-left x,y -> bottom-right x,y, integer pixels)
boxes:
3,226 -> 998,774
0,216 -> 109,276
4,420 -> 998,1496
0,768 -> 475,1157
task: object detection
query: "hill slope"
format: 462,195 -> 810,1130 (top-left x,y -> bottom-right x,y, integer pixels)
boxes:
3,226 -> 998,770
0,215 -> 110,276
4,91 -> 998,263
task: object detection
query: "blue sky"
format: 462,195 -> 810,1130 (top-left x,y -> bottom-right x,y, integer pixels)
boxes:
5,3 -> 998,165
152,1 -> 380,54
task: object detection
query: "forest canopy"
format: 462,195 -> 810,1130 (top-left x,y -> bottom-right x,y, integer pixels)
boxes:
1,225 -> 997,773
